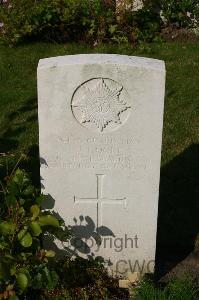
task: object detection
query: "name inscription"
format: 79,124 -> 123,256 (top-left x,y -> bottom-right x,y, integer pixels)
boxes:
41,136 -> 146,171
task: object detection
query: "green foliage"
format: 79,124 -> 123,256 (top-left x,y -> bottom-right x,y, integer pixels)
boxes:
161,0 -> 199,28
123,1 -> 163,43
0,0 -> 198,45
53,256 -> 127,300
0,0 -> 163,46
0,169 -> 70,299
135,278 -> 199,300
0,167 -> 130,299
0,168 -> 123,299
0,0 -> 116,45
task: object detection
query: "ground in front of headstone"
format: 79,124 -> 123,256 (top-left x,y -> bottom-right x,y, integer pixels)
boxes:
159,237 -> 199,286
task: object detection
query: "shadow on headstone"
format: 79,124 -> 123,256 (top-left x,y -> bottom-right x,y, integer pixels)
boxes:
156,143 -> 199,278
44,194 -> 55,209
42,197 -> 114,266
69,215 -> 115,255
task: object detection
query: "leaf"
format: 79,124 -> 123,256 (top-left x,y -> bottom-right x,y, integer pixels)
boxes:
29,221 -> 42,237
30,205 -> 40,220
45,250 -> 55,258
5,194 -> 17,206
7,182 -> 19,196
8,296 -> 19,300
4,254 -> 15,260
36,194 -> 45,206
0,221 -> 16,235
17,230 -> 32,248
47,226 -> 70,242
19,198 -> 25,205
39,215 -> 59,227
0,254 -> 15,265
6,284 -> 14,290
8,169 -> 31,198
109,24 -> 117,34
43,267 -> 59,291
32,272 -> 42,289
10,264 -> 17,276
18,207 -> 25,216
95,256 -> 106,264
0,262 -> 11,280
17,229 -> 26,240
16,273 -> 28,293
97,226 -> 115,237
23,185 -> 34,197
12,169 -> 29,187
0,240 -> 9,250
18,252 -> 32,261
18,267 -> 31,283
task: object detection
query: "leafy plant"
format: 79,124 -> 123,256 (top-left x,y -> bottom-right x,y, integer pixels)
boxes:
0,169 -> 70,299
0,0 -> 198,46
0,0 -> 116,45
53,256 -> 128,300
161,0 -> 199,28
0,0 -> 163,46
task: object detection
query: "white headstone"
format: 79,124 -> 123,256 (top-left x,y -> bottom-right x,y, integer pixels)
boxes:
38,54 -> 165,277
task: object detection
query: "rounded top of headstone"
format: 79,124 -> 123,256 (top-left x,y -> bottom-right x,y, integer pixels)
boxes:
38,54 -> 165,72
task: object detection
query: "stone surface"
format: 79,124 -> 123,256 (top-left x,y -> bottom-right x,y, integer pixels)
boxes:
119,279 -> 131,289
38,54 -> 165,277
128,271 -> 140,283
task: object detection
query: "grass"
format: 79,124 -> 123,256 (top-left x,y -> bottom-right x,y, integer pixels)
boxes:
0,42 -> 198,165
0,41 -> 199,280
134,278 -> 199,300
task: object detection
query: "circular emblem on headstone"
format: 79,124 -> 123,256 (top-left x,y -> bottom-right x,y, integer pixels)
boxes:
71,78 -> 131,133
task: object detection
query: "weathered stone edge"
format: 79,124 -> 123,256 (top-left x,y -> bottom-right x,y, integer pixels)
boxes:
38,54 -> 165,72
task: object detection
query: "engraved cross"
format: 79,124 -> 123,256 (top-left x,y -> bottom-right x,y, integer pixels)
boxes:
74,174 -> 127,227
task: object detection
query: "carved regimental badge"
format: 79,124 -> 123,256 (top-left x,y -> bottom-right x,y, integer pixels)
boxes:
71,78 -> 131,133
